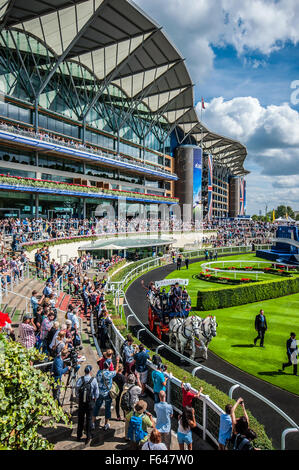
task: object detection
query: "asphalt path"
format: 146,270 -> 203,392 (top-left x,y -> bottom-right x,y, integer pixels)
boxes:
125,257 -> 299,450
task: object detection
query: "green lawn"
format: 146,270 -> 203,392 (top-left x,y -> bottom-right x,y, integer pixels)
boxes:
166,254 -> 299,395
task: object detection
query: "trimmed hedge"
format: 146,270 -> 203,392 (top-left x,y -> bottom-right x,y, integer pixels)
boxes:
197,276 -> 299,311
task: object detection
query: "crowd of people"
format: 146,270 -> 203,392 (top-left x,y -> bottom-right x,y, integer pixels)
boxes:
202,219 -> 276,247
0,216 -> 283,253
0,120 -> 170,174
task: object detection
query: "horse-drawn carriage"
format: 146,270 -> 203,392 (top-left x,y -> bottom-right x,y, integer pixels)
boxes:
146,279 -> 191,341
145,279 -> 218,360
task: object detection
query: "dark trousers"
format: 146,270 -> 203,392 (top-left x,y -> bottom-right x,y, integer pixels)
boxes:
283,354 -> 297,375
254,328 -> 266,346
52,381 -> 61,406
77,402 -> 94,439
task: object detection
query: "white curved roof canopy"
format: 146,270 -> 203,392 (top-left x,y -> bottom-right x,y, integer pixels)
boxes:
0,0 -> 248,175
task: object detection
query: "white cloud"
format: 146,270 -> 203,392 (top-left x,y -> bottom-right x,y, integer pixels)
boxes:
135,0 -> 299,83
197,96 -> 299,212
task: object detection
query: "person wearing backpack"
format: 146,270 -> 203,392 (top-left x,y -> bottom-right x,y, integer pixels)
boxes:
126,400 -> 155,449
76,365 -> 99,445
122,374 -> 142,438
227,397 -> 255,450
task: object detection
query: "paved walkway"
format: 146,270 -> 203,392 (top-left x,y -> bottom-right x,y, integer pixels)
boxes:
125,257 -> 299,450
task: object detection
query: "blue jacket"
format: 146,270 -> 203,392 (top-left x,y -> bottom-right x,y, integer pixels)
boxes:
52,355 -> 69,382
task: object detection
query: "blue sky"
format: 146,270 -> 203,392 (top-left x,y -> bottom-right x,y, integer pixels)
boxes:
135,0 -> 299,215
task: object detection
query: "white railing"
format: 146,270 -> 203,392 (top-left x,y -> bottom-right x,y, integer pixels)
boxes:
107,317 -> 224,448
108,256 -> 299,451
201,259 -> 298,280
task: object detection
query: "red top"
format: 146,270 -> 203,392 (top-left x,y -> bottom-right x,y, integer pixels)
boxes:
182,389 -> 196,407
97,357 -> 114,371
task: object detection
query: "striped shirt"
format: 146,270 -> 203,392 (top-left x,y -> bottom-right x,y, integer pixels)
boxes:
19,322 -> 36,349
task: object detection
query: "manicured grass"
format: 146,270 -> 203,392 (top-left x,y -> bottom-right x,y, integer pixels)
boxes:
166,254 -> 299,395
207,294 -> 299,396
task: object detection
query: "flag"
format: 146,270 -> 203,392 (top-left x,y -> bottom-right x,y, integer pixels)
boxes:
201,97 -> 205,109
286,212 -> 289,220
272,209 -> 275,222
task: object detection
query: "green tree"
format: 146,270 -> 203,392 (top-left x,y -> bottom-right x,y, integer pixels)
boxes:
275,205 -> 295,219
0,334 -> 69,450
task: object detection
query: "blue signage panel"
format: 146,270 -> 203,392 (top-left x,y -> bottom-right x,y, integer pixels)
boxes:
193,147 -> 202,211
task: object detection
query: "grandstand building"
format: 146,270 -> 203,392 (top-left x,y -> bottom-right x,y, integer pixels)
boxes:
0,0 -> 248,220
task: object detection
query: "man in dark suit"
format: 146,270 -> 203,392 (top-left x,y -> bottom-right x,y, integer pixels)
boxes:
254,309 -> 267,347
281,333 -> 298,376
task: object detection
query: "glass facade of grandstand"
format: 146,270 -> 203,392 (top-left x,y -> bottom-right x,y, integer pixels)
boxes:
0,0 -> 248,220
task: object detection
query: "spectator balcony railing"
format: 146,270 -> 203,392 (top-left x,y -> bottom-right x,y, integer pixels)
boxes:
105,250 -> 298,450
0,174 -> 179,205
0,123 -> 178,181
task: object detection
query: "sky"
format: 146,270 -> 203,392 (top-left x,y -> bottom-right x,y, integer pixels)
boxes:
135,0 -> 299,215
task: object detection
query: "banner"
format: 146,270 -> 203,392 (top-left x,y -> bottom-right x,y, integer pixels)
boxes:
207,154 -> 213,221
193,147 -> 202,216
155,279 -> 189,288
239,177 -> 245,216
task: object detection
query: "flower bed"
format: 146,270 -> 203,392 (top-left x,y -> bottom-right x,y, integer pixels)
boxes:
197,272 -> 257,285
0,174 -> 179,204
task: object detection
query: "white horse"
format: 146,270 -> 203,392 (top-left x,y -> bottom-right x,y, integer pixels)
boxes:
194,315 -> 218,360
169,316 -> 202,360
168,317 -> 183,350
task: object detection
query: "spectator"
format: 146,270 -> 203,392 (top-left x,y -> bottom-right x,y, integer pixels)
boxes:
177,406 -> 196,451
97,310 -> 112,350
51,348 -> 70,406
181,378 -> 203,407
218,404 -> 233,450
40,312 -> 55,353
141,429 -> 168,451
154,390 -> 173,450
152,363 -> 168,403
126,400 -> 155,449
18,315 -> 36,349
30,290 -> 39,317
97,349 -> 115,371
123,335 -> 136,376
122,373 -> 142,438
76,365 -> 99,445
93,357 -> 120,431
134,344 -> 150,396
46,320 -> 60,355
113,363 -> 126,421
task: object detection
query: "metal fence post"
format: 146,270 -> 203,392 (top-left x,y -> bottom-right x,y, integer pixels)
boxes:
202,395 -> 207,440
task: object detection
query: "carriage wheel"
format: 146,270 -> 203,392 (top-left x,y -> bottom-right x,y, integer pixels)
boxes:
156,325 -> 162,340
148,307 -> 154,332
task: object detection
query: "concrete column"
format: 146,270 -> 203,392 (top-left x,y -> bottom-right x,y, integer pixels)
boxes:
35,194 -> 39,217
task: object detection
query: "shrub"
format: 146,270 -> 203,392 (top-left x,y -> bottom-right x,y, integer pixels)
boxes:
197,276 -> 299,310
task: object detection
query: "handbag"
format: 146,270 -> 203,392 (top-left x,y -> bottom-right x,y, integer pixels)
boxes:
102,371 -> 119,400
109,381 -> 119,400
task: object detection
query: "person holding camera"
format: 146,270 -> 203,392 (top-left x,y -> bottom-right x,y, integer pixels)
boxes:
228,397 -> 259,450
52,348 -> 71,406
92,357 -> 121,431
